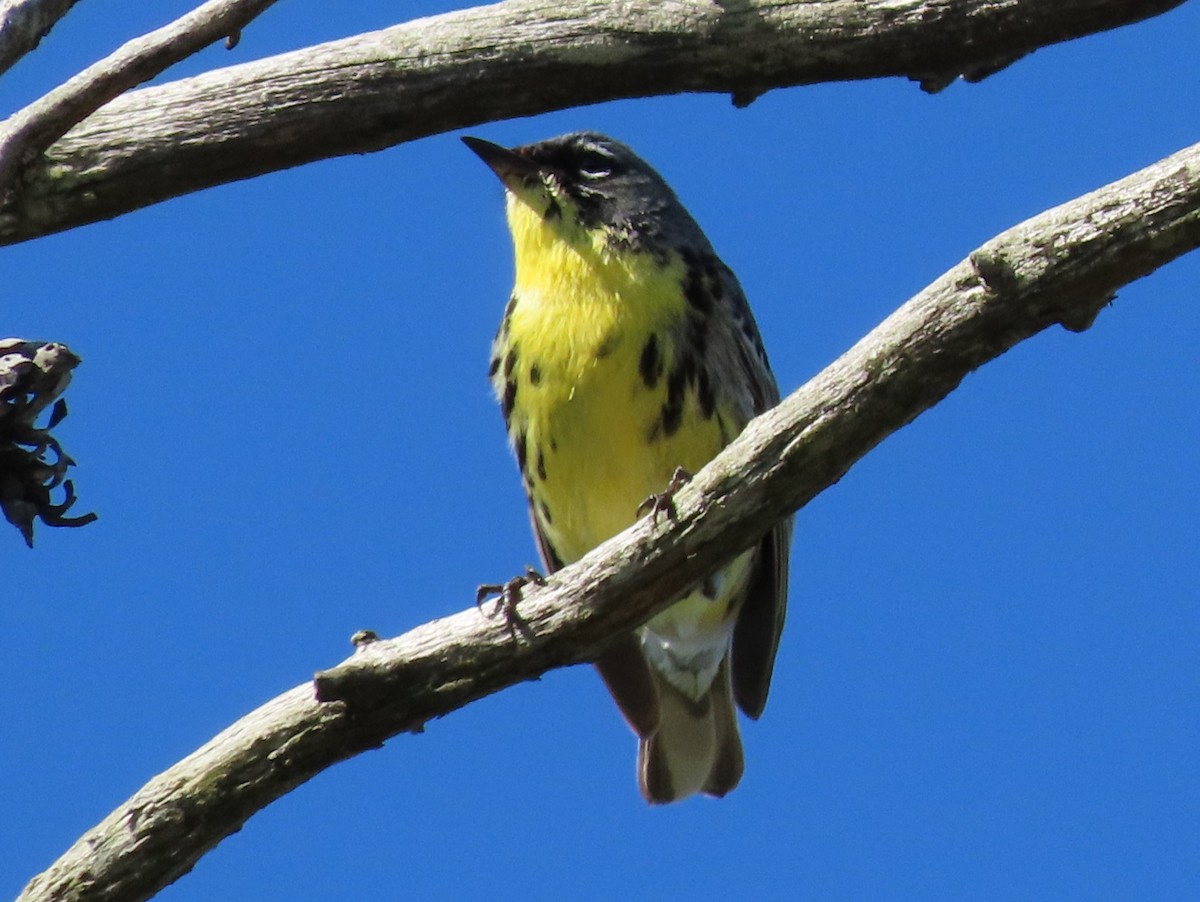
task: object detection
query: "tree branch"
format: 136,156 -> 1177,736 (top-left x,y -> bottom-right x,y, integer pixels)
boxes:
0,0 -> 279,199
0,0 -> 81,78
19,135 -> 1200,902
0,0 -> 1185,245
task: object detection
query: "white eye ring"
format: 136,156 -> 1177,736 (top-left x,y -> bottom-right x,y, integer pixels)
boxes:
579,162 -> 611,179
577,147 -> 616,179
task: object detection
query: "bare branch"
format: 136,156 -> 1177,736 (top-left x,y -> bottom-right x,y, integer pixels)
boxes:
19,135 -> 1200,902
0,0 -> 278,199
0,0 -> 81,77
0,0 -> 1185,245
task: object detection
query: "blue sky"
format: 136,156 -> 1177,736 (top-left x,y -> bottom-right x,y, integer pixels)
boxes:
3,2 -> 1198,899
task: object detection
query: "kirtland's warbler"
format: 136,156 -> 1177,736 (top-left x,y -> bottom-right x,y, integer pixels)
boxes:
465,131 -> 791,804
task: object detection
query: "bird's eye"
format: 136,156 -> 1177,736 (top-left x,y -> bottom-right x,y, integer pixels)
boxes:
577,150 -> 614,179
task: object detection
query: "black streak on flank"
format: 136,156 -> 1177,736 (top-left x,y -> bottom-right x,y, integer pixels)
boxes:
500,296 -> 517,338
541,531 -> 564,570
515,429 -> 529,474
502,379 -> 517,422
504,346 -> 519,378
639,334 -> 661,389
697,367 -> 716,420
536,448 -> 547,481
661,359 -> 692,438
539,500 -> 553,526
487,355 -> 501,378
661,401 -> 683,439
529,363 -> 542,385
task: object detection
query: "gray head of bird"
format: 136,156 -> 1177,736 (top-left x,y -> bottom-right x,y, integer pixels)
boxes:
463,131 -> 706,251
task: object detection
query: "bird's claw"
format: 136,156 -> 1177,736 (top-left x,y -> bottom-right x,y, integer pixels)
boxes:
476,565 -> 546,621
637,467 -> 693,523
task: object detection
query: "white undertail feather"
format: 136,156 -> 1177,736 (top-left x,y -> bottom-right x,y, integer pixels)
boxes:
639,659 -> 744,803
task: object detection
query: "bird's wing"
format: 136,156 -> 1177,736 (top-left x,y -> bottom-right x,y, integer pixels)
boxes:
709,263 -> 792,719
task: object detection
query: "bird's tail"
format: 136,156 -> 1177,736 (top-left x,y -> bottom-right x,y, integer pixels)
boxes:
637,658 -> 744,804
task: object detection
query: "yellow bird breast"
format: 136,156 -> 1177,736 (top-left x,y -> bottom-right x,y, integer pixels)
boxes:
499,194 -> 727,567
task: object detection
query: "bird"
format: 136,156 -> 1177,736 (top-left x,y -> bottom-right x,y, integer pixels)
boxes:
464,131 -> 790,804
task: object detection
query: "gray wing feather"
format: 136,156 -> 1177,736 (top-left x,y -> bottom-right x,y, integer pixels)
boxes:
708,262 -> 791,719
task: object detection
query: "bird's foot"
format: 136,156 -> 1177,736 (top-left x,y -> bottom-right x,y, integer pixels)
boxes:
637,467 -> 693,524
476,565 -> 546,622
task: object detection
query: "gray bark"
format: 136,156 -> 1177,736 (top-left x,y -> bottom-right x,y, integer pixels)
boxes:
0,0 -> 279,194
0,0 -> 1186,245
0,0 -> 82,77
